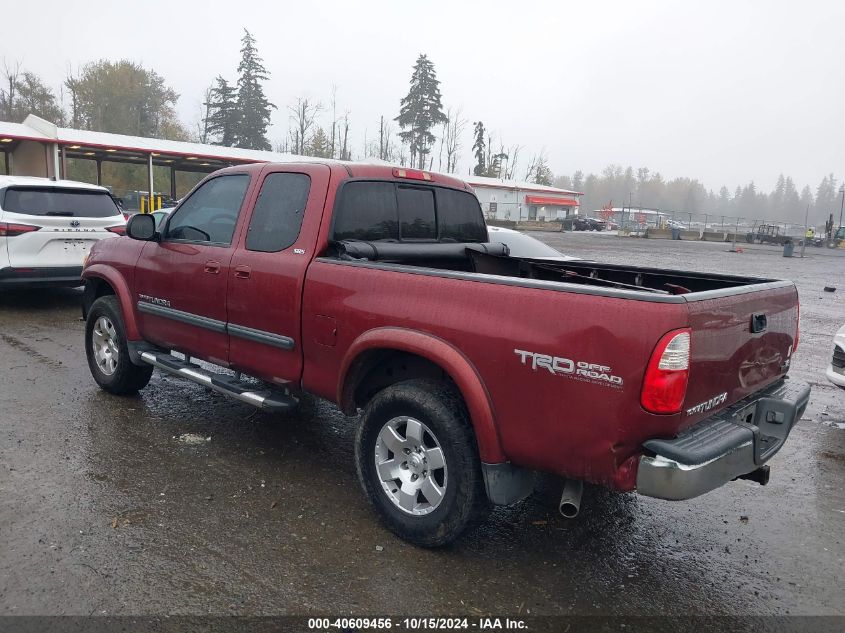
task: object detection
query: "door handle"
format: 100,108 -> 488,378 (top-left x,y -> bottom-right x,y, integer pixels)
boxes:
204,261 -> 221,274
234,265 -> 251,279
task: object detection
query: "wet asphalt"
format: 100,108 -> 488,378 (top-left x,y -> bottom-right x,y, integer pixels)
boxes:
0,233 -> 842,617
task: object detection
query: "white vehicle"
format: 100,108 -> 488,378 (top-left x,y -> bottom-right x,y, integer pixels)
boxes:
0,176 -> 126,288
826,324 -> 845,390
486,225 -> 579,261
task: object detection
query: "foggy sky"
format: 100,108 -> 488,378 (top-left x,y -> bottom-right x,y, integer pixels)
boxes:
3,0 -> 843,193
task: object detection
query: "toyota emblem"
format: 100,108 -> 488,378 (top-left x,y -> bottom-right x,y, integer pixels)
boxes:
70,220 -> 80,227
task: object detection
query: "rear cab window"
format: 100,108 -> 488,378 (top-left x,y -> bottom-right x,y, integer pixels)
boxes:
1,187 -> 121,218
331,180 -> 486,243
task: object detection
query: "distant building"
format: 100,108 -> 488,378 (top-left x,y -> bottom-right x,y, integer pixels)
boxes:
0,114 -> 584,222
464,175 -> 582,222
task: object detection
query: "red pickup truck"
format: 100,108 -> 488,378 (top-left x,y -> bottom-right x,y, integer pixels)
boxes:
81,162 -> 810,546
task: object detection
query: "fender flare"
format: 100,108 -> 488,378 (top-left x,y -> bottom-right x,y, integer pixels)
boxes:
82,264 -> 140,340
338,327 -> 506,463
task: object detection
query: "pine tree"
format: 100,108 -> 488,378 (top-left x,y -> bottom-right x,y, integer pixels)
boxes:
718,186 -> 731,214
309,126 -> 330,158
395,54 -> 447,169
204,76 -> 238,146
472,121 -> 486,176
799,185 -> 814,221
783,177 -> 800,219
815,174 -> 838,216
234,29 -> 275,150
533,157 -> 553,186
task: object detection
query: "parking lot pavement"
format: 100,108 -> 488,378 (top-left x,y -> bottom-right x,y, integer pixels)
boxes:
0,235 -> 842,617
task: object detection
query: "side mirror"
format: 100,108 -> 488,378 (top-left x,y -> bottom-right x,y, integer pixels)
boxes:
126,213 -> 157,241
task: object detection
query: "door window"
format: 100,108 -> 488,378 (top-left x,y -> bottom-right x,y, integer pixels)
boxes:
165,174 -> 249,244
245,173 -> 311,252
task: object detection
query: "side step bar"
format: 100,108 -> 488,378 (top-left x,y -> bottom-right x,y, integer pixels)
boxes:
139,351 -> 298,412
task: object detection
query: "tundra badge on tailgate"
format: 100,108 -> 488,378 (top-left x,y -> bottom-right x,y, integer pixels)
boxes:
686,392 -> 728,416
514,349 -> 623,388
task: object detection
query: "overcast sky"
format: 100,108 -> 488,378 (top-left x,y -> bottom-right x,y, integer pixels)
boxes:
3,0 -> 844,193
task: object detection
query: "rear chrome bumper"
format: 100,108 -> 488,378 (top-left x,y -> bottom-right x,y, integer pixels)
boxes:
636,379 -> 811,501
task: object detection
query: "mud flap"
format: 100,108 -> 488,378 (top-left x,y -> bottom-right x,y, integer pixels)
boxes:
481,462 -> 536,505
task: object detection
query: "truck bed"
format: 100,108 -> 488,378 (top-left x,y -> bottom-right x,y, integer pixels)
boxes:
333,239 -> 791,299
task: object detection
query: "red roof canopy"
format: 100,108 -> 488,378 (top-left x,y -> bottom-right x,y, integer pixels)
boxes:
525,195 -> 579,206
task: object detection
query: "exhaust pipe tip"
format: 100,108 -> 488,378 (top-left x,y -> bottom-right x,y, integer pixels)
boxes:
558,479 -> 583,519
559,501 -> 580,518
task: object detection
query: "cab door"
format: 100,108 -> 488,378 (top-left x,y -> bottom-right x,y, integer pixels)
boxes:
134,172 -> 253,365
226,164 -> 330,385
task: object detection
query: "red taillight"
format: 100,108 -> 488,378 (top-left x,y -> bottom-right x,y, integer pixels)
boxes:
392,167 -> 434,181
106,225 -> 126,235
793,303 -> 800,353
641,328 -> 691,414
0,222 -> 41,237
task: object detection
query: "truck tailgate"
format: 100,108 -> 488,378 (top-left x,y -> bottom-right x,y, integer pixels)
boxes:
682,283 -> 798,428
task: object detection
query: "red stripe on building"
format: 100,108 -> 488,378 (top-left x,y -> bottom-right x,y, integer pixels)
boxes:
524,195 -> 579,206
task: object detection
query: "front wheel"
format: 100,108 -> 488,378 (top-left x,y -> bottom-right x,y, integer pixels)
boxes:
354,379 -> 489,547
85,295 -> 153,395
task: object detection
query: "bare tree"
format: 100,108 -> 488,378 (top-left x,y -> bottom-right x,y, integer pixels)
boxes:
197,85 -> 213,143
288,97 -> 322,156
329,85 -> 337,159
443,107 -> 466,173
339,111 -> 351,161
524,150 -> 553,185
273,136 -> 290,153
64,64 -> 82,128
1,59 -> 22,120
376,115 -> 398,162
503,144 -> 521,180
484,132 -> 495,177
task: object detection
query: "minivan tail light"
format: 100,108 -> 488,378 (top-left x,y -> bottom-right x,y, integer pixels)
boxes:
793,303 -> 800,353
0,222 -> 41,237
106,225 -> 126,235
641,328 -> 691,414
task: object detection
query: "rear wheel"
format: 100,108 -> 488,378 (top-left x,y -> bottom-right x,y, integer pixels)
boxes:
355,379 -> 488,547
85,295 -> 153,395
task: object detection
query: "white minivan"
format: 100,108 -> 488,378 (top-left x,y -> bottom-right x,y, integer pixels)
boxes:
0,176 -> 126,288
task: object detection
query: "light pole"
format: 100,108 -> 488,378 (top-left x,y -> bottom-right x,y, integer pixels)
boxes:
839,185 -> 844,230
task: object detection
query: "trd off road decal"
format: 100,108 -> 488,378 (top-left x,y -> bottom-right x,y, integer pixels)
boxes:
514,349 -> 623,389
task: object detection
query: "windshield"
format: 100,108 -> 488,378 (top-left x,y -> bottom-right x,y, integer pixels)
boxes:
2,187 -> 121,218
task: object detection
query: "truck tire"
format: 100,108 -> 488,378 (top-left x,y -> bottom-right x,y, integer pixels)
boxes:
85,295 -> 153,395
355,379 -> 488,547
